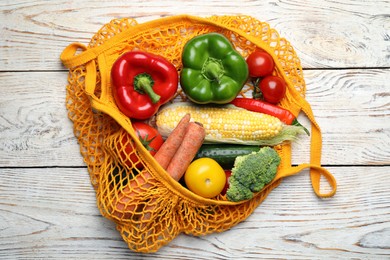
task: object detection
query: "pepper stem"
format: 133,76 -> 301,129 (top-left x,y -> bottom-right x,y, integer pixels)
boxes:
202,57 -> 224,83
133,73 -> 160,104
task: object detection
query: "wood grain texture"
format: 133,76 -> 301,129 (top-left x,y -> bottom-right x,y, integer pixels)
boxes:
292,68 -> 390,166
0,72 -> 84,167
0,167 -> 388,259
0,0 -> 389,71
0,0 -> 389,258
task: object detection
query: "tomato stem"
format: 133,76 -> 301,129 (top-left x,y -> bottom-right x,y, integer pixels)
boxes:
251,78 -> 263,99
136,130 -> 158,152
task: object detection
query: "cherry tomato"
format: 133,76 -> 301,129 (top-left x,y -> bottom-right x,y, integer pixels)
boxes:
221,170 -> 232,195
184,158 -> 226,198
118,122 -> 164,168
259,75 -> 286,104
246,51 -> 275,77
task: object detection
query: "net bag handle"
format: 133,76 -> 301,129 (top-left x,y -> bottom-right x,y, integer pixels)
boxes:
281,90 -> 337,198
276,163 -> 336,197
60,42 -> 98,96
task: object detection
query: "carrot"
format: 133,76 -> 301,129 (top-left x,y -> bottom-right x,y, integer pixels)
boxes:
131,121 -> 205,235
111,114 -> 192,219
166,122 -> 206,181
154,113 -> 191,169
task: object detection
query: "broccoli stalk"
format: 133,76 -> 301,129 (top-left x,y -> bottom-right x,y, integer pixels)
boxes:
226,147 -> 281,202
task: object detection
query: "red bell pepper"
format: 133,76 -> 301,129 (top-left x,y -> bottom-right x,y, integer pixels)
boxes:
111,51 -> 178,120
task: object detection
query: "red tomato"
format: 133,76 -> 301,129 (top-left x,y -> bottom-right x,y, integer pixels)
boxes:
118,133 -> 139,168
118,122 -> 164,168
132,122 -> 164,156
221,170 -> 232,195
259,75 -> 286,104
246,51 -> 275,77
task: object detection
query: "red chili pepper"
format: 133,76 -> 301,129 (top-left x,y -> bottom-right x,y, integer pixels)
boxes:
111,51 -> 178,120
231,98 -> 310,135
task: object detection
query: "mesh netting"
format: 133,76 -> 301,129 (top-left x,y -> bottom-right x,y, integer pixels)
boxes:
63,15 -> 308,252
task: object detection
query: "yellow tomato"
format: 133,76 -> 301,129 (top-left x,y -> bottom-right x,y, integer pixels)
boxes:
184,158 -> 226,198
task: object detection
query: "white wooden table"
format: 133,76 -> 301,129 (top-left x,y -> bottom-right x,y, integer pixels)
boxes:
1,1 -> 389,259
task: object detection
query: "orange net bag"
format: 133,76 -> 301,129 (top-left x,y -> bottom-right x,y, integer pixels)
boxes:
60,15 -> 337,253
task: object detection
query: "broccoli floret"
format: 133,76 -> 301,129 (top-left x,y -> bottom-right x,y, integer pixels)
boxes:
226,147 -> 281,202
226,177 -> 254,202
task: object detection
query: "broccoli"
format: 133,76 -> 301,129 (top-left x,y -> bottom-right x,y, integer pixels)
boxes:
226,147 -> 281,202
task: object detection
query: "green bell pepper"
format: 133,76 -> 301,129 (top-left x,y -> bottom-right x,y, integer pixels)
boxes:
180,33 -> 249,104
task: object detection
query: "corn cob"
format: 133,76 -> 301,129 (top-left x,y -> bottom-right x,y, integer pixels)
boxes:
156,102 -> 305,146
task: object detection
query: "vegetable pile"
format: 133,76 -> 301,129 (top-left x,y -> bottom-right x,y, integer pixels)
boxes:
110,32 -> 309,203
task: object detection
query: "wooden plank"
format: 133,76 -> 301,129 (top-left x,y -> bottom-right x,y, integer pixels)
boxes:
1,0 -> 389,71
1,69 -> 388,167
0,71 -> 84,167
292,68 -> 390,165
0,166 -> 388,258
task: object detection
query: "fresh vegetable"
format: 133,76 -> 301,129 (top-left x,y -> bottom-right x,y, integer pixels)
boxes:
246,50 -> 286,103
156,102 -> 306,146
246,50 -> 274,77
231,98 -> 309,135
117,129 -> 139,168
226,147 -> 280,202
118,122 -> 164,168
132,121 -> 164,155
221,170 -> 232,195
111,50 -> 178,120
180,33 -> 249,104
112,114 -> 196,219
154,114 -> 191,169
258,75 -> 286,104
184,158 -> 226,198
194,144 -> 260,169
166,122 -> 206,181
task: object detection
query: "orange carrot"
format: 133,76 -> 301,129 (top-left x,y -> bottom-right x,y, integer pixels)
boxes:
166,122 -> 206,181
132,122 -> 205,231
154,113 -> 191,169
111,114 -> 192,219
